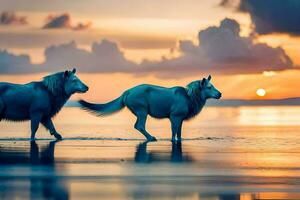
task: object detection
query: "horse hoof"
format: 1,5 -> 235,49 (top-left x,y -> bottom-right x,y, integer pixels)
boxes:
147,136 -> 157,142
54,134 -> 62,140
171,138 -> 182,142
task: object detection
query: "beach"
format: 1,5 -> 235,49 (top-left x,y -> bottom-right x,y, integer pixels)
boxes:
1,107 -> 300,199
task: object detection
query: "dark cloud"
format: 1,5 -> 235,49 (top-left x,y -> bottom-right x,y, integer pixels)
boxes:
0,18 -> 295,77
220,0 -> 300,35
72,22 -> 92,31
43,13 -> 71,29
43,13 -> 91,31
0,11 -> 27,25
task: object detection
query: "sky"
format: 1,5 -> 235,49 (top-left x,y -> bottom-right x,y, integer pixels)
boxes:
1,0 -> 300,101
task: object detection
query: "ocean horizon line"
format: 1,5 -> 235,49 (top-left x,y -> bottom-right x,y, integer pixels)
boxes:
65,97 -> 300,107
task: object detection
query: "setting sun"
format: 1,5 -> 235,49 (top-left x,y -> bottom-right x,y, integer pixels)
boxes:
256,88 -> 266,97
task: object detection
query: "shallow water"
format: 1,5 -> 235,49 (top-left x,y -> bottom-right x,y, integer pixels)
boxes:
1,106 -> 300,199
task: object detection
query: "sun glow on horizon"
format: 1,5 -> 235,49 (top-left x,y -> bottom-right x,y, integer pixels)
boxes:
256,88 -> 266,97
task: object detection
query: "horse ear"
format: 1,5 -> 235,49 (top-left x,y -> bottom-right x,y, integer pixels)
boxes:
64,70 -> 70,78
201,78 -> 206,87
207,75 -> 211,81
72,68 -> 76,74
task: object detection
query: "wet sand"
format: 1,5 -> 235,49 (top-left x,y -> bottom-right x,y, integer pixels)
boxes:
1,139 -> 300,200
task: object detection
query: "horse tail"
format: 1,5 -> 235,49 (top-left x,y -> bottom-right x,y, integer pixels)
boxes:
79,92 -> 127,116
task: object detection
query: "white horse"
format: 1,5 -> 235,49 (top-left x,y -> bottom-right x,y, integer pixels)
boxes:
79,75 -> 221,141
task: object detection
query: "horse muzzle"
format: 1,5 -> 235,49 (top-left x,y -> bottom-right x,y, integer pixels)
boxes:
215,92 -> 222,99
78,86 -> 89,93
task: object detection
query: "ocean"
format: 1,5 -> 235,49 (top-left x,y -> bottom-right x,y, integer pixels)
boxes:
1,106 -> 300,199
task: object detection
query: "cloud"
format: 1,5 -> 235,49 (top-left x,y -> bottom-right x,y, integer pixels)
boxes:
0,50 -> 38,73
0,39 -> 136,74
43,13 -> 71,29
220,0 -> 300,35
0,11 -> 27,25
140,18 -> 293,76
72,22 -> 92,31
43,39 -> 137,72
0,18 -> 295,77
43,13 -> 92,31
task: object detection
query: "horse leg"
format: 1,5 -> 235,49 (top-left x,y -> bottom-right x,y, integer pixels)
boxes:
30,112 -> 42,141
0,99 -> 4,121
134,112 -> 157,141
170,116 -> 183,141
177,121 -> 183,141
41,118 -> 62,140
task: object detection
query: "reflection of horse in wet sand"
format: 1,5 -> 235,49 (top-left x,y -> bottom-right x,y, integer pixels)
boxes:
30,141 -> 69,200
80,75 -> 221,141
0,141 -> 69,199
0,68 -> 88,140
134,141 -> 193,163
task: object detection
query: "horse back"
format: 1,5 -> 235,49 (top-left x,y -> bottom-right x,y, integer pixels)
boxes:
0,82 -> 37,101
0,82 -> 52,120
126,84 -> 189,118
0,82 -> 19,92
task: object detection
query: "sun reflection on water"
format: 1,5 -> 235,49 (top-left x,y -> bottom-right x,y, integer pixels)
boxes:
238,106 -> 300,126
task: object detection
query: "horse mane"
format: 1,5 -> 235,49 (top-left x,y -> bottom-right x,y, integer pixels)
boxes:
185,80 -> 206,119
42,72 -> 65,96
186,80 -> 201,98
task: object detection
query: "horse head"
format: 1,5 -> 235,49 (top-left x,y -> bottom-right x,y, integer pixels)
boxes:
200,75 -> 222,99
64,68 -> 89,95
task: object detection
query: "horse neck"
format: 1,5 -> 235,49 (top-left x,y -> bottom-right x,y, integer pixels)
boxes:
53,93 -> 70,106
47,88 -> 71,117
186,93 -> 206,120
